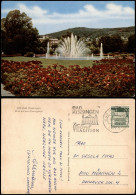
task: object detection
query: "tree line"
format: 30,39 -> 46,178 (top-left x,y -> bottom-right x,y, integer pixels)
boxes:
1,10 -> 135,55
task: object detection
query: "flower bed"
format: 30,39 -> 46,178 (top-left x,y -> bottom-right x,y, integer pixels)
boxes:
1,59 -> 135,96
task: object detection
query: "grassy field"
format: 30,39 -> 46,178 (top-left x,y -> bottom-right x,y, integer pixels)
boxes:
2,56 -> 94,68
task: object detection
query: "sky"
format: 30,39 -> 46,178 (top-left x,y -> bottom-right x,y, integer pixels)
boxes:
1,1 -> 135,35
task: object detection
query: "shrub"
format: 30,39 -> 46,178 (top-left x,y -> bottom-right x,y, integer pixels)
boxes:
35,47 -> 45,54
49,48 -> 54,55
121,54 -> 126,59
1,59 -> 135,97
24,52 -> 34,57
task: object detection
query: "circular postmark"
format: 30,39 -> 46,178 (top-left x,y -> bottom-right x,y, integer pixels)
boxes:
103,108 -> 128,133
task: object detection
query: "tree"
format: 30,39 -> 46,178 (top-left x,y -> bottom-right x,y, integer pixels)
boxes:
61,31 -> 72,39
1,10 -> 40,54
41,38 -> 50,47
51,43 -> 58,50
127,34 -> 135,53
1,29 -> 6,53
99,35 -> 123,53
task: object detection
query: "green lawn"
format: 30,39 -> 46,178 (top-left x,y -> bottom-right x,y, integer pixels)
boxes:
2,56 -> 94,68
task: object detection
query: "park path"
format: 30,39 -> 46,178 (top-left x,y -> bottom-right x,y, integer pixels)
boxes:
1,83 -> 15,96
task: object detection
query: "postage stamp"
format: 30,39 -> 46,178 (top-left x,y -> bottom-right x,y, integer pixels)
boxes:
111,106 -> 129,128
103,106 -> 129,133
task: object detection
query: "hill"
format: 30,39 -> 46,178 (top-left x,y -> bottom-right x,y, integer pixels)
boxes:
46,26 -> 135,39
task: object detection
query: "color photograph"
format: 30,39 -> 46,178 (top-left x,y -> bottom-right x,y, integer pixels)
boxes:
1,1 -> 135,97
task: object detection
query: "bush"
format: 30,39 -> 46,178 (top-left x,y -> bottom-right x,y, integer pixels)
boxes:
49,48 -> 54,55
121,54 -> 127,59
35,47 -> 45,54
24,52 -> 34,57
1,59 -> 135,97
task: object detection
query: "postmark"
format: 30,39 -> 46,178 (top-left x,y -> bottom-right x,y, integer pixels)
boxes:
103,106 -> 129,133
72,106 -> 100,132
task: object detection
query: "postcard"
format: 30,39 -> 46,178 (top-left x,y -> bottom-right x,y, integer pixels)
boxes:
1,98 -> 135,194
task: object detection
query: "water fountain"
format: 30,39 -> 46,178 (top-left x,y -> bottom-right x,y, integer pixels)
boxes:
100,43 -> 103,58
46,42 -> 50,58
56,33 -> 90,58
40,33 -> 104,60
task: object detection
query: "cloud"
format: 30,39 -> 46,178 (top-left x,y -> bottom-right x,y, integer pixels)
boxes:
106,3 -> 134,15
80,3 -> 134,18
1,3 -> 48,18
2,8 -> 11,13
18,3 -> 48,18
2,2 -> 134,25
82,5 -> 103,16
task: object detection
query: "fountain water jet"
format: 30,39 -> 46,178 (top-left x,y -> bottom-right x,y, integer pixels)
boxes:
100,43 -> 103,58
56,33 -> 90,58
46,42 -> 50,58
